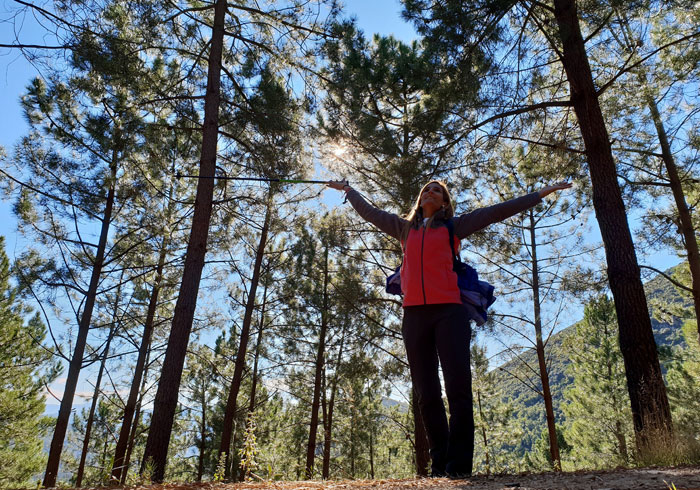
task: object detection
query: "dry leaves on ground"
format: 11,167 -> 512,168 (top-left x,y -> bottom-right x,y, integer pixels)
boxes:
71,465 -> 700,490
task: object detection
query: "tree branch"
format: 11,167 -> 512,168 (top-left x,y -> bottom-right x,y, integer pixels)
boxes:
640,265 -> 692,293
0,43 -> 70,50
597,29 -> 700,97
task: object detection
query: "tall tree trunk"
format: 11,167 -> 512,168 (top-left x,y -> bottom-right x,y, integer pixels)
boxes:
476,390 -> 490,475
120,348 -> 150,485
369,422 -> 375,479
350,405 -> 356,478
197,380 -> 207,482
320,370 -> 328,474
237,280 -> 268,482
529,210 -> 561,470
322,325 -> 346,479
616,14 -> 700,346
552,0 -> 673,449
76,321 -> 117,487
247,279 -> 268,415
644,93 -> 700,346
412,388 -> 430,477
321,370 -> 329,476
305,246 -> 330,479
112,239 -> 168,482
141,0 -> 227,481
43,147 -> 119,488
218,202 -> 272,479
100,435 -> 109,481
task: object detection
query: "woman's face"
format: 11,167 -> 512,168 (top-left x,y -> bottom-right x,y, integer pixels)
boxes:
420,182 -> 446,216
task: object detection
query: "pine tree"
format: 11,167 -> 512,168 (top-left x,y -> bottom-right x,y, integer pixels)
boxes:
469,141 -> 593,470
562,296 -> 633,468
217,191 -> 274,479
531,427 -> 572,469
372,401 -> 415,479
320,25 -> 468,208
592,6 -> 700,347
180,344 -> 217,482
471,344 -> 523,474
142,1 -> 334,479
332,351 -> 383,479
67,396 -> 123,486
319,26 -> 474,473
666,320 -> 700,440
0,236 -> 60,487
401,0 -> 674,450
4,4 -> 158,480
140,0 -> 227,478
110,113 -> 194,485
280,213 -> 350,479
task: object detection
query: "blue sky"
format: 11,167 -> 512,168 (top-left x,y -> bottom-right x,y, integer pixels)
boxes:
0,0 -> 416,245
0,0 -> 418,411
0,0 -> 682,410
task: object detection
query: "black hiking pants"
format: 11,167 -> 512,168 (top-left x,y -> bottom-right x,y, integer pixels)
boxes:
402,303 -> 473,476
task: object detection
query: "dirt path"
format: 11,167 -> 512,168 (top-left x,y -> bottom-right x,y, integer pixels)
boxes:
102,466 -> 700,490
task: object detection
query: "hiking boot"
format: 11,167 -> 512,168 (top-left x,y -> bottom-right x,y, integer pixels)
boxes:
445,460 -> 471,480
430,448 -> 447,478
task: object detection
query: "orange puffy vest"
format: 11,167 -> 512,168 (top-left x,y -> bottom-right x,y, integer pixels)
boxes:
401,224 -> 461,307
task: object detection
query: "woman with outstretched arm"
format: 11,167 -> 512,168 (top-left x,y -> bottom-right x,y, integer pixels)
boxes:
327,179 -> 571,478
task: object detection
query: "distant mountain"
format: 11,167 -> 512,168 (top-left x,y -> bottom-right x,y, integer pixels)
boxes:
493,270 -> 690,452
382,396 -> 408,412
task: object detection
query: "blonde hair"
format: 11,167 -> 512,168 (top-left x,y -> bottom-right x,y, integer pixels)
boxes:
401,180 -> 454,241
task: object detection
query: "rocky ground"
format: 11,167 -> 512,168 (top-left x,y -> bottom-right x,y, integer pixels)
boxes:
78,466 -> 700,490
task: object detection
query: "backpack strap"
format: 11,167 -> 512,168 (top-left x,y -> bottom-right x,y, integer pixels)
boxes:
445,218 -> 457,261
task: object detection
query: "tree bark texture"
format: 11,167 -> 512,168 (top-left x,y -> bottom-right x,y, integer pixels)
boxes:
552,0 -> 673,448
140,0 -> 227,481
218,204 -> 271,479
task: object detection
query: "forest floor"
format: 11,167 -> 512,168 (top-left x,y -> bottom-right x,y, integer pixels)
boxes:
102,465 -> 700,490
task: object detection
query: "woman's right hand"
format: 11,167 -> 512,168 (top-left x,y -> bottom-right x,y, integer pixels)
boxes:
538,181 -> 572,198
327,180 -> 349,191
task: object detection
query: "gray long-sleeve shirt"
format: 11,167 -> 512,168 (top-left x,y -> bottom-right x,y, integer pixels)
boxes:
345,188 -> 542,241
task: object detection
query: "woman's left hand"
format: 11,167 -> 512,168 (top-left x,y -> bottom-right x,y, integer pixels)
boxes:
327,180 -> 349,191
538,181 -> 573,198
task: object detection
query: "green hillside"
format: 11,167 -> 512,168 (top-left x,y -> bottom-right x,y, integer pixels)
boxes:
494,270 -> 690,453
